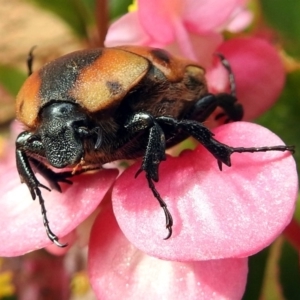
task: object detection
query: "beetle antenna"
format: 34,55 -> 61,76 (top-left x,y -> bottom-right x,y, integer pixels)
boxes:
35,188 -> 67,247
27,46 -> 37,76
215,53 -> 236,97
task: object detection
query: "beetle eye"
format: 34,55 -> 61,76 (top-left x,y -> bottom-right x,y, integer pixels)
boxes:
52,102 -> 73,116
58,106 -> 68,114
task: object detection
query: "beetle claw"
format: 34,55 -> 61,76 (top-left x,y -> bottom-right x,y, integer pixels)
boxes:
217,160 -> 223,171
39,183 -> 51,192
45,223 -> 68,248
135,168 -> 143,178
52,237 -> 68,248
163,226 -> 173,240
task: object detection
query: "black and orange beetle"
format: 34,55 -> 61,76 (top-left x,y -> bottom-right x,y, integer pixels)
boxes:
15,46 -> 294,246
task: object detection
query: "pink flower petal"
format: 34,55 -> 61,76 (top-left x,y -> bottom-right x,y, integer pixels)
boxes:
207,37 -> 285,120
138,0 -> 247,43
225,7 -> 253,32
105,12 -> 152,47
138,0 -> 178,43
112,122 -> 297,260
165,25 -> 223,62
190,33 -> 223,67
0,155 -> 118,256
183,0 -> 248,34
206,58 -> 230,94
88,205 -> 248,300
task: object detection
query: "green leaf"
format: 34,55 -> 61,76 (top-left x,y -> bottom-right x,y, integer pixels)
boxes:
294,195 -> 300,221
261,239 -> 284,300
278,240 -> 300,299
0,66 -> 26,96
109,0 -> 133,20
260,0 -> 300,58
243,247 -> 270,300
256,71 -> 300,174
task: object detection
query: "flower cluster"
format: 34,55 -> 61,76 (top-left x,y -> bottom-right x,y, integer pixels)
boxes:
105,0 -> 285,120
0,1 -> 298,299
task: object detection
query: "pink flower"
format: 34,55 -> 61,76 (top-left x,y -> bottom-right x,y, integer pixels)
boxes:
0,130 -> 118,256
0,1 -> 297,298
106,0 -> 252,62
0,122 -> 297,298
207,37 -> 285,120
105,0 -> 284,120
87,122 -> 297,298
110,122 -> 297,259
88,204 -> 248,300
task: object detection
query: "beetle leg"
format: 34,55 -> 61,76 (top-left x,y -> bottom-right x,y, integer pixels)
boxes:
134,119 -> 166,180
125,112 -> 173,239
30,157 -> 73,192
16,131 -> 67,247
125,113 -> 166,180
158,117 -> 233,166
146,174 -> 173,240
215,53 -> 236,97
157,116 -> 294,170
188,93 -> 243,123
192,53 -> 242,122
214,93 -> 243,122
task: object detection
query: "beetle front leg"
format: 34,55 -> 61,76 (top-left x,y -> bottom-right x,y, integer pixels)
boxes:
157,116 -> 294,170
157,116 -> 233,167
188,93 -> 243,123
125,112 -> 173,239
189,52 -> 242,123
29,157 -> 73,192
16,131 -> 67,247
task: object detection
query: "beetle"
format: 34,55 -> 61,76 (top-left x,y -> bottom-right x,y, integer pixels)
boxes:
15,45 -> 294,247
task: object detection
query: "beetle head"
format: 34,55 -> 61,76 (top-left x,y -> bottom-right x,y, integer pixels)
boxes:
38,102 -> 91,168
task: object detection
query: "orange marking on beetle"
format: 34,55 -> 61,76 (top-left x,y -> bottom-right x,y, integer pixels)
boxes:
117,45 -> 205,82
70,49 -> 149,112
15,72 -> 42,128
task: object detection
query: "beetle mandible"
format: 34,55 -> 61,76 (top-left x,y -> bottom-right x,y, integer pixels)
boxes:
15,46 -> 294,247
